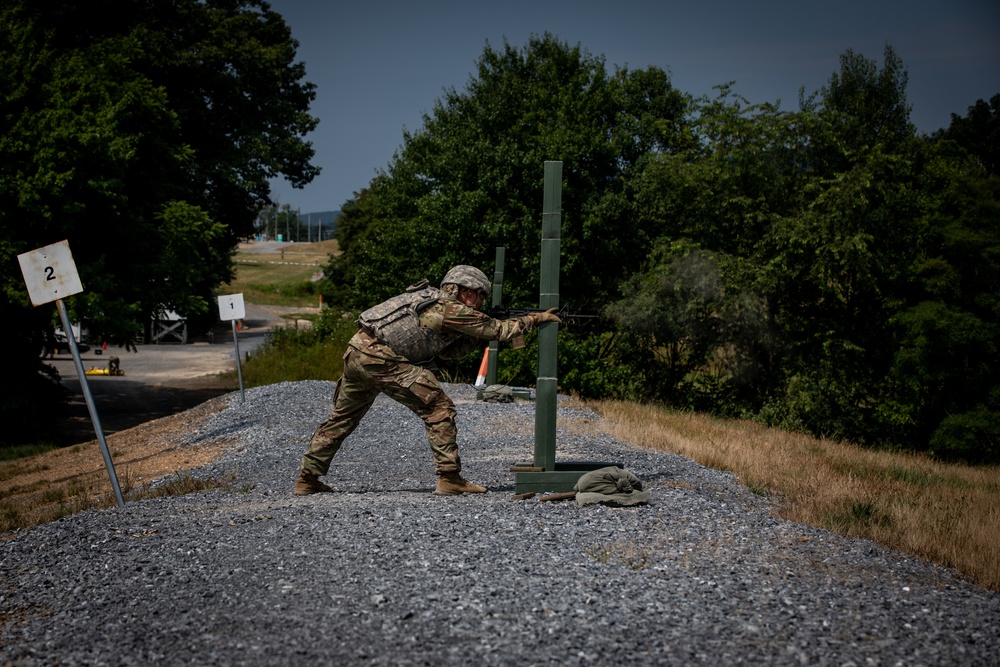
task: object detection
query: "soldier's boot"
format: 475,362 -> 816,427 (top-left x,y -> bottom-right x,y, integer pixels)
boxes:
293,470 -> 333,496
434,472 -> 487,496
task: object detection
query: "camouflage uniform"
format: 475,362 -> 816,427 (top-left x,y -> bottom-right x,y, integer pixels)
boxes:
300,297 -> 535,477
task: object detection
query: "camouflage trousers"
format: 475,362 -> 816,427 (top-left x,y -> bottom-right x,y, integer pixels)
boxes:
300,343 -> 461,477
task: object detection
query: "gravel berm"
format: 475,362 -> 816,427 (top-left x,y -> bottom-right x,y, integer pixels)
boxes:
2,381 -> 997,666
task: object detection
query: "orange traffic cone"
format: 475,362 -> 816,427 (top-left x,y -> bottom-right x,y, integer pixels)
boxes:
474,348 -> 489,388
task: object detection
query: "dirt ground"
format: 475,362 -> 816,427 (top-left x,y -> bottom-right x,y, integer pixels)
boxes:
0,395 -> 237,531
2,239 -> 329,530
42,302 -> 312,445
1,301 -> 316,531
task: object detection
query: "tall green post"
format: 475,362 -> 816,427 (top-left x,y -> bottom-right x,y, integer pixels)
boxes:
512,161 -> 620,494
486,246 -> 505,386
534,161 -> 561,470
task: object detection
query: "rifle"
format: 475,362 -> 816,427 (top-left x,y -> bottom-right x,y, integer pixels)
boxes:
484,305 -> 599,324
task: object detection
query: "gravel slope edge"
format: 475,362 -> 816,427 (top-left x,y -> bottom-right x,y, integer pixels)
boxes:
1,381 -> 997,666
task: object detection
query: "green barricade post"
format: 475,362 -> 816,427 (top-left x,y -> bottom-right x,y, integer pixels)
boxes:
513,161 -> 619,493
486,247 -> 504,387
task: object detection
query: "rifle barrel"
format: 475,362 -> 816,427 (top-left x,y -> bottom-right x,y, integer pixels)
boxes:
484,307 -> 598,320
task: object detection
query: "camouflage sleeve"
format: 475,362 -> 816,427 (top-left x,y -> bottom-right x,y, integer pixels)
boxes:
438,300 -> 535,341
438,301 -> 535,360
418,299 -> 534,354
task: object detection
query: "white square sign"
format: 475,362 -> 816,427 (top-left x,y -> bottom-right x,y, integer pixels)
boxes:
17,240 -> 84,306
217,293 -> 246,321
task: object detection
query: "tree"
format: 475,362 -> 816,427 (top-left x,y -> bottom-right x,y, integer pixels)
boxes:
325,34 -> 1000,461
607,47 -> 926,444
884,136 -> 1000,461
324,35 -> 693,393
0,0 -> 318,447
816,44 -> 914,171
933,94 -> 1000,176
255,203 -> 308,242
330,33 -> 691,311
605,244 -> 772,409
607,86 -> 811,410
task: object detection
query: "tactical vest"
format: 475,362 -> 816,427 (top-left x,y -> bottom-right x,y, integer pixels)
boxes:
357,280 -> 451,362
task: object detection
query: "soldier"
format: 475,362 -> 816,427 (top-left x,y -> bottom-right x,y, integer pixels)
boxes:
294,265 -> 561,497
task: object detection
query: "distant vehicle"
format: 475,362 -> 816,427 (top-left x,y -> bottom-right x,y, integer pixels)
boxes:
53,322 -> 91,352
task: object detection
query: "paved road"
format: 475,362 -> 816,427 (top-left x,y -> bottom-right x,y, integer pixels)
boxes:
45,303 -> 313,445
44,238 -> 324,444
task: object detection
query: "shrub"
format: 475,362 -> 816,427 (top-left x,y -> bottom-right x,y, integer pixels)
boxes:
930,407 -> 1000,464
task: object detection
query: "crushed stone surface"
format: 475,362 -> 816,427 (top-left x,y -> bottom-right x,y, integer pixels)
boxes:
1,381 -> 997,666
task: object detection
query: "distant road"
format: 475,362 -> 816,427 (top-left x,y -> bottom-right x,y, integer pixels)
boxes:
47,304 -> 316,445
237,240 -> 286,254
44,240 -> 327,445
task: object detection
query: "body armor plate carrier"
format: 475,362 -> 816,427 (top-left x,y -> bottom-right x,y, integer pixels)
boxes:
357,280 -> 450,363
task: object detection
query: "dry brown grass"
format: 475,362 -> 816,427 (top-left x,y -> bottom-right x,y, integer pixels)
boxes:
239,238 -> 340,265
279,238 -> 340,257
225,239 -> 340,308
0,398 -> 238,535
7,382 -> 997,594
585,399 -> 1000,593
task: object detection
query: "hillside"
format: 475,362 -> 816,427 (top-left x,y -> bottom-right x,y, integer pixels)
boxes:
2,381 -> 997,665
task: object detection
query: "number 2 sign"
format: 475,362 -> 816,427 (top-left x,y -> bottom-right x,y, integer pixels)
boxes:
17,240 -> 84,306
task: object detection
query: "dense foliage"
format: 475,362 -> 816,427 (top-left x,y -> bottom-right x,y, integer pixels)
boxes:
0,0 -> 318,446
241,309 -> 356,388
325,37 -> 1000,463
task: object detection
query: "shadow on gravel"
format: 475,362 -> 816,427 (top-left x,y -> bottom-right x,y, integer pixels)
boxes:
43,303 -> 287,447
54,379 -> 237,446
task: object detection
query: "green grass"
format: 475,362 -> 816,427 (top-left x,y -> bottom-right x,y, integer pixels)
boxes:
131,472 -> 248,499
824,499 -> 893,534
222,256 -> 324,307
238,333 -> 344,386
221,240 -> 339,308
0,443 -> 61,462
218,310 -> 357,388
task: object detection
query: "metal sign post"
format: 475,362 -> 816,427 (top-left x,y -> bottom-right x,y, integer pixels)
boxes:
18,240 -> 125,507
512,163 -> 619,494
217,293 -> 246,402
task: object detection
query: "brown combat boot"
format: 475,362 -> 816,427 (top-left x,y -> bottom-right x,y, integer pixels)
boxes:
293,470 -> 332,496
434,472 -> 487,496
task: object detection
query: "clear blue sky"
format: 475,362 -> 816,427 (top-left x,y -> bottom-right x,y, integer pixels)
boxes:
265,0 -> 1000,215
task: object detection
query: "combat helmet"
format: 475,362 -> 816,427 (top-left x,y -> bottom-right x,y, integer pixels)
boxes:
440,265 -> 491,299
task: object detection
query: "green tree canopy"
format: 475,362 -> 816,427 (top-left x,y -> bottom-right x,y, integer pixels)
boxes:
331,33 -> 692,310
327,37 -> 1000,462
934,93 -> 1000,176
0,0 -> 318,446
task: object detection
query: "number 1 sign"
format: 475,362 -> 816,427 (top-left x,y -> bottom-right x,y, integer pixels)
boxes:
17,240 -> 84,306
217,293 -> 246,321
217,293 -> 247,401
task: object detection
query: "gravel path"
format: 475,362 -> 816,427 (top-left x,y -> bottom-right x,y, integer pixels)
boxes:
2,381 -> 997,666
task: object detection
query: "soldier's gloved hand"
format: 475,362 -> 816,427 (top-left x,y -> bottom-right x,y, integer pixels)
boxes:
533,308 -> 562,325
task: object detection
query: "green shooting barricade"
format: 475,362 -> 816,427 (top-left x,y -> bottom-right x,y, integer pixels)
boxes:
511,161 -> 619,493
486,247 -> 504,387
